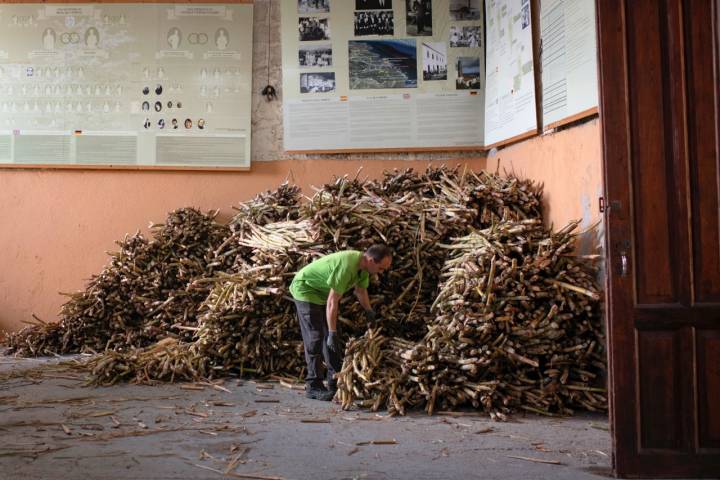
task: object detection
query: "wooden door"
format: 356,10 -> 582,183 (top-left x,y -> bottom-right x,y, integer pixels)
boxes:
597,0 -> 720,477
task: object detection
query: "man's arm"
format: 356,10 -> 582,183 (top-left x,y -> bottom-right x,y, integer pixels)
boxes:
354,286 -> 372,312
326,289 -> 342,332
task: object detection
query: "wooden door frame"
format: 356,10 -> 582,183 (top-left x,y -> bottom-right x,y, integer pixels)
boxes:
595,0 -> 634,472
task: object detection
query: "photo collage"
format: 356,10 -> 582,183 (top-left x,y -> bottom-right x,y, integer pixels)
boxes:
297,0 -> 483,93
297,0 -> 335,93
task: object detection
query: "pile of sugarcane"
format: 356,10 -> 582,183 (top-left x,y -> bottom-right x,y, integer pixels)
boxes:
85,337 -> 209,385
5,208 -> 230,355
335,218 -> 605,417
335,328 -> 415,415
2,166 -> 607,417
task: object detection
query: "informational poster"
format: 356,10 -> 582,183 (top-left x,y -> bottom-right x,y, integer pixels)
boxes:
282,0 -> 486,151
0,3 -> 253,169
483,0 -> 537,147
540,0 -> 598,128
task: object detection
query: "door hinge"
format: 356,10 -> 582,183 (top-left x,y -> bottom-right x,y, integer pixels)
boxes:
599,196 -> 606,213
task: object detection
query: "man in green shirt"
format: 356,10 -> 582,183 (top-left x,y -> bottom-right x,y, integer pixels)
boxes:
290,245 -> 392,401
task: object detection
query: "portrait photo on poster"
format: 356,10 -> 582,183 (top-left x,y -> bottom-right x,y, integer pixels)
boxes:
215,28 -> 229,50
167,27 -> 182,49
349,39 -> 417,89
42,28 -> 56,50
405,0 -> 432,37
299,44 -> 332,67
449,0 -> 481,20
84,27 -> 99,48
300,72 -> 336,93
353,10 -> 394,36
298,17 -> 331,41
422,41 -> 447,80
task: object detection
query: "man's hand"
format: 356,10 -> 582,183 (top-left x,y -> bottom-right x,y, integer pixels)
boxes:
326,331 -> 342,354
364,308 -> 376,322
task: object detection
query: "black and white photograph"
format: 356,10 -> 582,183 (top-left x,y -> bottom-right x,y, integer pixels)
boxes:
521,4 -> 530,29
300,72 -> 336,93
298,0 -> 330,14
298,17 -> 330,41
215,28 -> 229,50
449,25 -> 481,47
354,11 -> 394,36
405,0 -> 432,36
455,56 -> 481,89
167,27 -> 182,49
355,0 -> 393,9
449,0 -> 481,20
84,27 -> 100,49
349,39 -> 417,89
422,42 -> 447,80
42,28 -> 56,50
299,44 -> 332,67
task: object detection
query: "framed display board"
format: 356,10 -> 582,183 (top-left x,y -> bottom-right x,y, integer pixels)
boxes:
0,2 -> 253,170
483,0 -> 538,148
540,0 -> 598,130
281,0 -> 486,152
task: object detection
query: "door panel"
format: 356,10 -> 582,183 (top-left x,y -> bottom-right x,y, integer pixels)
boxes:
637,329 -> 682,450
627,0 -> 677,305
686,0 -> 720,304
597,0 -> 720,476
697,329 -> 720,450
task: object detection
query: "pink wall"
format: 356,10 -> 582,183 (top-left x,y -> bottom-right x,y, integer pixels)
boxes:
485,118 -> 604,249
0,121 -> 604,334
0,158 -> 485,332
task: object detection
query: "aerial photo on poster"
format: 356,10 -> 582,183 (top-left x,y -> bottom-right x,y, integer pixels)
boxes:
349,39 -> 417,89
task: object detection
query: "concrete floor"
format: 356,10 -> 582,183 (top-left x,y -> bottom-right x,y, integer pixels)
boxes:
0,354 -> 614,480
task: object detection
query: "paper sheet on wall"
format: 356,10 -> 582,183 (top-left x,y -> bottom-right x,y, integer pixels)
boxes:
483,0 -> 537,147
0,3 -> 253,168
540,0 -> 598,128
281,0 -> 486,151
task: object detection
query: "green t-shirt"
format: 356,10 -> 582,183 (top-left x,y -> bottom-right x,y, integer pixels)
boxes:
289,250 -> 370,305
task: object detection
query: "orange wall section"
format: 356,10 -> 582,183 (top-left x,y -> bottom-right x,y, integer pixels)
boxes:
0,158 -> 485,333
485,118 -> 604,255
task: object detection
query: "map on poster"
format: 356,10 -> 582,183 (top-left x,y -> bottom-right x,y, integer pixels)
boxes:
540,0 -> 598,128
483,0 -> 537,147
0,3 -> 253,169
282,0 -> 486,151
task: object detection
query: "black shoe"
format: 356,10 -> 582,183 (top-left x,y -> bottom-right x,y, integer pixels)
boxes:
305,387 -> 335,401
